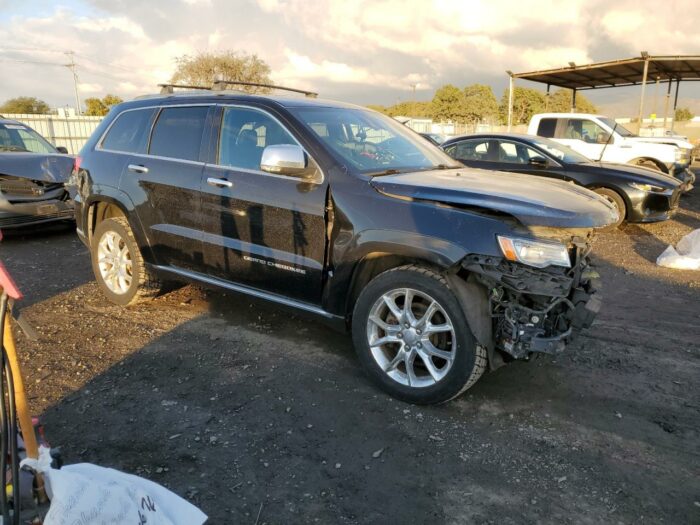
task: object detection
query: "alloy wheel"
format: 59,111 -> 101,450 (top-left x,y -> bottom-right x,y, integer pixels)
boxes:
366,288 -> 456,388
97,230 -> 133,295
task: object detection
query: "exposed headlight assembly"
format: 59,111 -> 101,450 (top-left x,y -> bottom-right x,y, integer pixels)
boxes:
497,236 -> 571,268
630,182 -> 667,193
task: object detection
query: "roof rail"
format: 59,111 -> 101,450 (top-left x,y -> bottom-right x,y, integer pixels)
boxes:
158,83 -> 211,94
211,81 -> 318,98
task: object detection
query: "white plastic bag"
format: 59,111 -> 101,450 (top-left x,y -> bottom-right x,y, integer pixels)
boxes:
656,229 -> 700,270
22,446 -> 207,525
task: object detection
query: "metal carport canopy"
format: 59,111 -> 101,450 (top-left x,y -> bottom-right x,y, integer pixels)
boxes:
506,54 -> 700,130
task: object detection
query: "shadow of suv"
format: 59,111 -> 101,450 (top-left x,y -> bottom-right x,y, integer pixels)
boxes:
71,85 -> 617,404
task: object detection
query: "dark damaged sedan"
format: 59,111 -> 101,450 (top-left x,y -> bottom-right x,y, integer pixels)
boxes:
0,118 -> 74,229
442,133 -> 684,228
73,93 -> 618,403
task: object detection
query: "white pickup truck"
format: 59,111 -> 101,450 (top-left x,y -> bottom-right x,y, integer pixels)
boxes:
527,113 -> 694,176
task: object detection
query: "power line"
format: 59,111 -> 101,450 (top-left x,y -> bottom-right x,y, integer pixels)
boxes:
0,46 -> 141,75
64,51 -> 81,115
0,57 -> 65,67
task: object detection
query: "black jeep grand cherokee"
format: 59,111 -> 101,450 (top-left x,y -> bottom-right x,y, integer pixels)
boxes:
72,86 -> 616,404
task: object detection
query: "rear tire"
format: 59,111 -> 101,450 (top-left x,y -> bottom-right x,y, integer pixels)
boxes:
91,217 -> 163,306
593,188 -> 626,228
352,265 -> 487,404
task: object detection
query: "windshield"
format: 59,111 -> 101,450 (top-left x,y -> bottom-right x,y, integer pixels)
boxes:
531,136 -> 593,164
0,123 -> 57,153
598,117 -> 636,137
289,107 -> 460,174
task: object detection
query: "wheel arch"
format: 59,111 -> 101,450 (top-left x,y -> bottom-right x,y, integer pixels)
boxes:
344,252 -> 448,318
628,157 -> 669,174
586,184 -> 630,220
84,195 -> 155,264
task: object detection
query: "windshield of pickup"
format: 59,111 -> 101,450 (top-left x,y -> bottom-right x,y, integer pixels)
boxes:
531,136 -> 593,164
290,106 -> 460,174
598,117 -> 636,137
0,123 -> 57,153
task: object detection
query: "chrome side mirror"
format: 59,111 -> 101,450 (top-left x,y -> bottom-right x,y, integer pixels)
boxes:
260,144 -> 311,176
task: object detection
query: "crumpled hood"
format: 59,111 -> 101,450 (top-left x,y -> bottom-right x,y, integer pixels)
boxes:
371,167 -> 618,228
0,152 -> 74,183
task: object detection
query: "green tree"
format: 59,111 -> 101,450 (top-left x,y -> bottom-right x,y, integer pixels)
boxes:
171,51 -> 272,93
431,84 -> 468,123
499,87 -> 546,125
462,84 -> 499,124
546,89 -> 596,113
0,96 -> 50,114
84,94 -> 124,116
366,104 -> 389,114
386,101 -> 432,118
675,107 -> 693,122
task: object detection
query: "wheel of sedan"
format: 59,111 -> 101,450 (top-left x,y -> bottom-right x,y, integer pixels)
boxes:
91,217 -> 163,306
593,188 -> 626,228
352,265 -> 486,404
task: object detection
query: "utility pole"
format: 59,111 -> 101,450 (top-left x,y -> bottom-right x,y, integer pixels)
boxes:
64,51 -> 81,116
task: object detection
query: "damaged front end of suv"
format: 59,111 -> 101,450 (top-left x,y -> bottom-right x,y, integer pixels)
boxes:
371,169 -> 617,374
460,230 -> 600,365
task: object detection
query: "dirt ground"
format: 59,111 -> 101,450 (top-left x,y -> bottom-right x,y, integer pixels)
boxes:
1,176 -> 699,524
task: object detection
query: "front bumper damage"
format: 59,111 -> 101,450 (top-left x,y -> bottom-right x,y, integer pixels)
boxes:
460,238 -> 601,360
674,168 -> 695,192
0,176 -> 74,228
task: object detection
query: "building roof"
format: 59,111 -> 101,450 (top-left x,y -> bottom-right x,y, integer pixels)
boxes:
512,55 -> 700,90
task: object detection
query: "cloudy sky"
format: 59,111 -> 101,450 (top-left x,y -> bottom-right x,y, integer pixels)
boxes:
0,0 -> 699,116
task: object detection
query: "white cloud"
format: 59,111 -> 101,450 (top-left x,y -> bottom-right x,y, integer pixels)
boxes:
73,15 -> 146,39
0,0 -> 699,109
256,0 -> 593,74
275,49 -> 432,90
599,2 -> 700,53
77,82 -> 103,93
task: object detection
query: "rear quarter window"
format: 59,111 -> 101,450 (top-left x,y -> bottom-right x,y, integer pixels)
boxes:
537,118 -> 558,138
101,108 -> 155,153
149,106 -> 209,162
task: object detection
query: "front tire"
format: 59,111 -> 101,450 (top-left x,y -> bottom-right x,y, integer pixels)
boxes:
593,188 -> 626,228
352,265 -> 486,404
91,217 -> 163,306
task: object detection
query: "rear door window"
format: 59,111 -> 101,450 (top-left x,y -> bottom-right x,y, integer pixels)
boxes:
149,106 -> 209,161
496,140 -> 545,164
101,108 -> 155,153
537,118 -> 557,138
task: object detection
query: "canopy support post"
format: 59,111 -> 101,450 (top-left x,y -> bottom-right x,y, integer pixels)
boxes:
671,78 -> 680,132
637,56 -> 650,133
571,88 -> 577,112
662,78 -> 672,131
507,73 -> 514,131
545,84 -> 551,111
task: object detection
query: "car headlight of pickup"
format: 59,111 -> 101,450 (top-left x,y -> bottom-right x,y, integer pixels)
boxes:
630,182 -> 668,193
675,148 -> 690,161
497,236 -> 571,268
